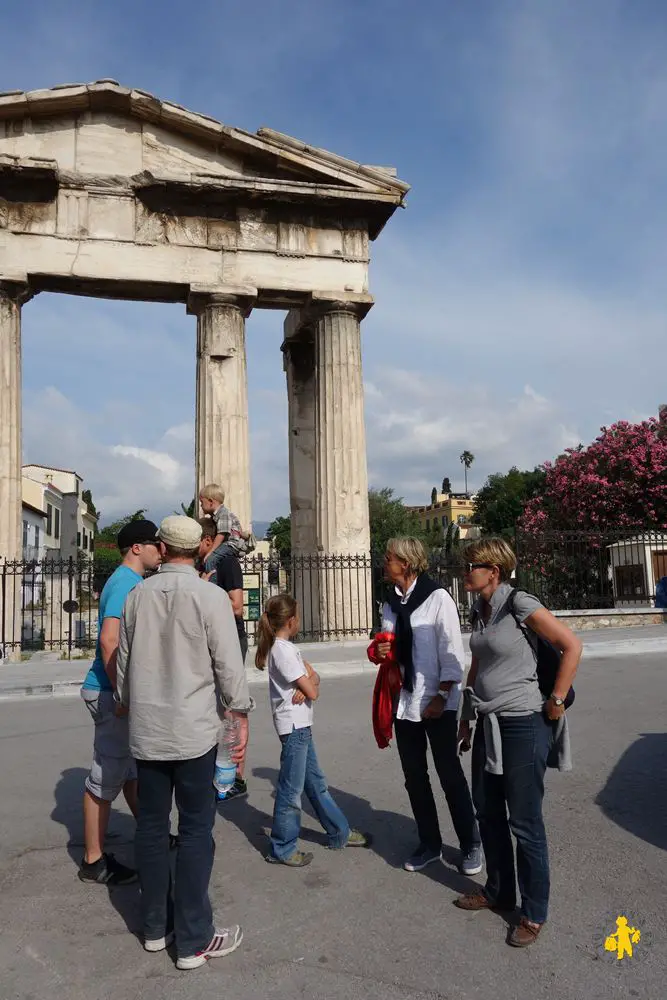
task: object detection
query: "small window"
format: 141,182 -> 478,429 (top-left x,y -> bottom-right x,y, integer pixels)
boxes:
442,515 -> 448,526
77,531 -> 81,548
83,532 -> 88,551
35,526 -> 40,551
54,508 -> 60,540
615,565 -> 645,598
23,521 -> 28,550
89,535 -> 94,553
46,503 -> 53,535
425,518 -> 430,529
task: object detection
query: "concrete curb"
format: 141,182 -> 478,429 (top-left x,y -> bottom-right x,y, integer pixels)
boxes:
0,636 -> 664,701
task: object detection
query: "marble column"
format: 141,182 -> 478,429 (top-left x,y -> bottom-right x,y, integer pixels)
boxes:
284,336 -> 316,555
313,304 -> 371,556
0,280 -> 31,656
283,334 -> 319,637
312,303 -> 372,637
188,292 -> 254,531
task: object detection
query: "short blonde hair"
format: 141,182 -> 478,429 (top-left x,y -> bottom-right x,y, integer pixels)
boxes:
462,537 -> 516,582
385,537 -> 429,576
200,483 -> 225,504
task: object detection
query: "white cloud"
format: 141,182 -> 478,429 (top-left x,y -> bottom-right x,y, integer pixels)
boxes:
365,369 -> 581,501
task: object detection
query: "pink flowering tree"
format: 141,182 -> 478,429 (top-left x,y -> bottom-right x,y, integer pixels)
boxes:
516,413 -> 667,608
520,414 -> 667,533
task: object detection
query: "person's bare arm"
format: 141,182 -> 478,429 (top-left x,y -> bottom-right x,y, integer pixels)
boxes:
293,661 -> 320,703
100,617 -> 121,690
294,672 -> 319,702
227,588 -> 244,618
524,608 -> 582,717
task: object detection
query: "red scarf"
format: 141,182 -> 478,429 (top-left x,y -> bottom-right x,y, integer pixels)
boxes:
368,632 -> 402,749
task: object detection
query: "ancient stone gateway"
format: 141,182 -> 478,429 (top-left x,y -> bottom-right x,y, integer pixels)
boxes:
0,80 -> 408,635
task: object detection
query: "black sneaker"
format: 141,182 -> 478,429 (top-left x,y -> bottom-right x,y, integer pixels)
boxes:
218,777 -> 248,803
78,852 -> 138,886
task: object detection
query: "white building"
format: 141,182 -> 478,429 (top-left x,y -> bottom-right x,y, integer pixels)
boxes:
607,534 -> 667,607
22,464 -> 97,561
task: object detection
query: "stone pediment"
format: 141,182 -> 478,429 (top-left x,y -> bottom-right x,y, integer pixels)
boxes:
0,80 -> 409,206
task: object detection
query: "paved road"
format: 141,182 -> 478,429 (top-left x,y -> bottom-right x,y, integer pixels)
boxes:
0,655 -> 665,1000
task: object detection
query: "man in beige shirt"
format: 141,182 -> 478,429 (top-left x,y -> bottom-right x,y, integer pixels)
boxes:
116,515 -> 252,971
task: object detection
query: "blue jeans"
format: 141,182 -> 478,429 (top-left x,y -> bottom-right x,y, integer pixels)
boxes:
135,748 -> 216,958
270,727 -> 350,860
471,712 -> 552,924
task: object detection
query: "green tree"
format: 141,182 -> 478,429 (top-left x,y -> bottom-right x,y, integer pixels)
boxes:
97,509 -> 148,544
176,498 -> 196,517
431,486 -> 438,505
267,515 -> 292,558
473,467 -> 547,536
441,476 -> 452,494
369,487 -> 426,555
82,488 -> 99,521
460,451 -> 475,495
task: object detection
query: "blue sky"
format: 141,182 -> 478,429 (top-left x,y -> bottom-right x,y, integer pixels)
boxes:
4,0 -> 666,525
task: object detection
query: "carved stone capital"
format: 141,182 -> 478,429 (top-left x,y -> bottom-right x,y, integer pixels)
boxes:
187,284 -> 257,319
0,279 -> 34,306
284,290 -> 373,342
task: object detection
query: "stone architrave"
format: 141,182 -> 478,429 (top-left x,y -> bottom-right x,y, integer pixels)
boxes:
0,280 -> 32,656
188,290 -> 255,531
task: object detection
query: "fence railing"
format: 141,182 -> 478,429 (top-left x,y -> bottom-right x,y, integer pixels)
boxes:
1,529 -> 665,656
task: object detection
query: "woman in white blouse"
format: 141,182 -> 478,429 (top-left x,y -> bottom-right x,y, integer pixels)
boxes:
377,537 -> 482,874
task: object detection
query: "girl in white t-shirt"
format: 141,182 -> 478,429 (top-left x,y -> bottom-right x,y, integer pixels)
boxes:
256,593 -> 371,867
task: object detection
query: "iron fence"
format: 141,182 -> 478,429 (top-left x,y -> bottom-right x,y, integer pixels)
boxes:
1,529 -> 665,657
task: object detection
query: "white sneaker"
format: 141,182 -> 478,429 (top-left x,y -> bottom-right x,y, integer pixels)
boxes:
176,926 -> 243,970
144,930 -> 175,952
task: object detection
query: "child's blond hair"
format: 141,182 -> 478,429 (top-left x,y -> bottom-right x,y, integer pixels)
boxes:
200,483 -> 226,504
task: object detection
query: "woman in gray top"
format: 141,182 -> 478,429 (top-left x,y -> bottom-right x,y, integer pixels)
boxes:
453,537 -> 582,948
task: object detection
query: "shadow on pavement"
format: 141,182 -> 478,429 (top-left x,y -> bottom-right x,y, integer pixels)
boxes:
218,765 -> 481,899
51,766 -> 141,937
596,732 -> 667,851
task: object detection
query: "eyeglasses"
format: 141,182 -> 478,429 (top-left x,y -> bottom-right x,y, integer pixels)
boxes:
464,562 -> 495,573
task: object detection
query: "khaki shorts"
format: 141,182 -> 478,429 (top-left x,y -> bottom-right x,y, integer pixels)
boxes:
81,688 -> 137,802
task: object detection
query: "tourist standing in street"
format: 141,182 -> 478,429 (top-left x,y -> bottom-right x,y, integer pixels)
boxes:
257,593 -> 371,867
454,537 -> 581,948
377,537 -> 482,875
116,516 -> 252,970
199,517 -> 250,801
78,519 -> 161,886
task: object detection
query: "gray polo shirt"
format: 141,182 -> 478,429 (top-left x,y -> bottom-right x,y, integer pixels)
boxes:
116,563 -> 252,761
468,582 -> 544,716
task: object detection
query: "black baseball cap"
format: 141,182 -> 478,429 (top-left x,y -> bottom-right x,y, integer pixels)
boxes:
117,519 -> 159,550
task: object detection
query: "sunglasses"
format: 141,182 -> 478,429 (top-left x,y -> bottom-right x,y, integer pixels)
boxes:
464,562 -> 495,573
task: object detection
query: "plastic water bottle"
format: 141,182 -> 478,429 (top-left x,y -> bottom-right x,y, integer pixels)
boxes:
213,717 -> 240,799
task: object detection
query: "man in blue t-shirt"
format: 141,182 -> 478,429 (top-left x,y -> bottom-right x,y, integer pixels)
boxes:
79,519 -> 161,885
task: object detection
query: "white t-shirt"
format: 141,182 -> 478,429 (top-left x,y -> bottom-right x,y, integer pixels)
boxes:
267,638 -> 314,736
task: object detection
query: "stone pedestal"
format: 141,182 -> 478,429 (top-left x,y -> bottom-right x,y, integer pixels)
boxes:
189,291 -> 254,530
0,281 -> 31,657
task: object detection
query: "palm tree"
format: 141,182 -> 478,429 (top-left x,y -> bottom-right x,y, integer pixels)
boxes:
459,451 -> 475,496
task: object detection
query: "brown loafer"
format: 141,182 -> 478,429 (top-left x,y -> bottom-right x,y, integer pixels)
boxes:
509,917 -> 544,947
453,891 -> 515,912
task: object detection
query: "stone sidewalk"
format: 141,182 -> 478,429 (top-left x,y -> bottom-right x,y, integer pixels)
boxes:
0,624 -> 665,700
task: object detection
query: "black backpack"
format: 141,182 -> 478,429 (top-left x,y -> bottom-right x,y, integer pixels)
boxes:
471,589 -> 575,709
507,589 -> 575,709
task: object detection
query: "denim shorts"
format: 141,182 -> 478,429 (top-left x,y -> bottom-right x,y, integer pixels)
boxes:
81,688 -> 137,802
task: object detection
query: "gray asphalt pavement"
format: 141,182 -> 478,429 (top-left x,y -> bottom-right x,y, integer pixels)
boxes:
0,654 -> 665,1000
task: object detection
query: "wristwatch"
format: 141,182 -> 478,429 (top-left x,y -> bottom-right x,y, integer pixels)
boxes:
550,694 -> 565,707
